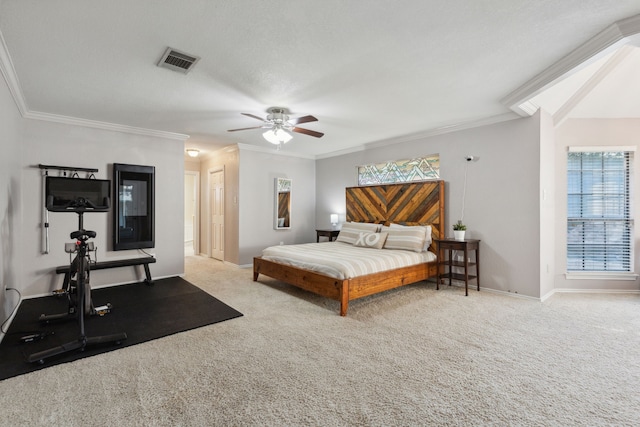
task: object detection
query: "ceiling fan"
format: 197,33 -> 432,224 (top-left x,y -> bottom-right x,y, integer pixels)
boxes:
228,107 -> 324,145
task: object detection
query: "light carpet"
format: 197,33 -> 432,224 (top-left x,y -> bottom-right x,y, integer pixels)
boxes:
0,255 -> 638,426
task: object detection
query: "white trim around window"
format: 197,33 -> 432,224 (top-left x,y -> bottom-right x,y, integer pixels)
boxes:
565,272 -> 638,281
568,145 -> 637,152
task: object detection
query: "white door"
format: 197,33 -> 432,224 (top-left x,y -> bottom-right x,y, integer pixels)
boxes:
209,170 -> 224,261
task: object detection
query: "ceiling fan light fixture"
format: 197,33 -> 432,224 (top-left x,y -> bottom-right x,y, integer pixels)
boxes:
229,107 -> 323,141
263,128 -> 292,145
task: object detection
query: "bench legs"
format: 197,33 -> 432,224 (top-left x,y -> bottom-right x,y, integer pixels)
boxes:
57,262 -> 154,288
143,263 -> 154,286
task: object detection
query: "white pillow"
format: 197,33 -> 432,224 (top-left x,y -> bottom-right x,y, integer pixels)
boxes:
353,232 -> 388,249
381,226 -> 427,253
336,222 -> 381,245
389,223 -> 432,251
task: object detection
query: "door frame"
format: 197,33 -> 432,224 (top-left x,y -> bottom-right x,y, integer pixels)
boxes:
207,167 -> 225,259
184,170 -> 200,255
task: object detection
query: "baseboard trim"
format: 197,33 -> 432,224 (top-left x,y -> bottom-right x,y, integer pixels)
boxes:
436,281 -> 540,301
478,286 -> 540,301
22,273 -> 179,300
542,288 -> 640,302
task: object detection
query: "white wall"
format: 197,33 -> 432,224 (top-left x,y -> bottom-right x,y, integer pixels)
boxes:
0,65 -> 23,332
554,118 -> 640,291
238,147 -> 316,266
317,115 -> 543,298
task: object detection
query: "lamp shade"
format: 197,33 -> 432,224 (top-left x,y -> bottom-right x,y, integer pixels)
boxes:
330,214 -> 339,225
263,128 -> 293,145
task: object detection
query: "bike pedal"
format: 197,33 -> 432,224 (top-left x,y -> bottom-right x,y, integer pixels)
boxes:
51,289 -> 67,296
20,331 -> 53,343
94,303 -> 112,316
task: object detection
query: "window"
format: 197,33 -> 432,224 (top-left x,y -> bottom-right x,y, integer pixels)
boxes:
567,149 -> 633,273
357,154 -> 439,185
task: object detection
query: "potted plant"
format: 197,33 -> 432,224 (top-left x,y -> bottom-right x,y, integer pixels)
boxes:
453,220 -> 466,240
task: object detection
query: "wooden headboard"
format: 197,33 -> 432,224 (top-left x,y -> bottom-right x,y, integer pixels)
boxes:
345,180 -> 445,252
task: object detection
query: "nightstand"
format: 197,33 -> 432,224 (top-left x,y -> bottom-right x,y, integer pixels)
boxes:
436,239 -> 480,296
316,229 -> 340,242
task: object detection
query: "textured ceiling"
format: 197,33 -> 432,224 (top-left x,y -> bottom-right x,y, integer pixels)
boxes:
1,1 -> 639,158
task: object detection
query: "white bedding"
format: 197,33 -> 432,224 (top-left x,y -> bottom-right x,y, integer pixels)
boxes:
262,241 -> 436,280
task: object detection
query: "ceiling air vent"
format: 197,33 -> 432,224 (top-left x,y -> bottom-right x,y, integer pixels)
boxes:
157,47 -> 200,74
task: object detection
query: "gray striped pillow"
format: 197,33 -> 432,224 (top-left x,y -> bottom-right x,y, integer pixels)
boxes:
381,226 -> 426,253
389,223 -> 433,250
336,222 -> 381,245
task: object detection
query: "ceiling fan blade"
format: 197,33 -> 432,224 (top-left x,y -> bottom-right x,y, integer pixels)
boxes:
241,113 -> 267,122
292,127 -> 324,138
227,126 -> 264,132
290,115 -> 318,125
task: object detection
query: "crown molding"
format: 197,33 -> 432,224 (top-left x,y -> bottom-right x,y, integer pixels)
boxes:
364,113 -> 519,151
316,113 -> 519,160
502,13 -> 640,117
1,29 -> 188,142
236,142 -> 316,160
315,144 -> 366,160
23,110 -> 189,141
0,28 -> 28,115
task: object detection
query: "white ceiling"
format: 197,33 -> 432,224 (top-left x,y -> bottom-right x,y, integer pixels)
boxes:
1,1 -> 640,158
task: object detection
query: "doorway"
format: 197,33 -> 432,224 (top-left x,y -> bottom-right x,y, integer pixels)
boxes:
209,169 -> 224,261
184,171 -> 199,256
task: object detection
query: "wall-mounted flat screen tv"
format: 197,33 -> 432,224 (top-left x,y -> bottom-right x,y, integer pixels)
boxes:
113,163 -> 155,251
45,176 -> 111,212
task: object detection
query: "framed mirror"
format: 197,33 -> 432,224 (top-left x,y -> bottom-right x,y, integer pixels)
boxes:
113,163 -> 155,250
275,177 -> 291,230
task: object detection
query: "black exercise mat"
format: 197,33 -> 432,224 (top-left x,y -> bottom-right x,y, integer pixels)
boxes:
0,277 -> 242,381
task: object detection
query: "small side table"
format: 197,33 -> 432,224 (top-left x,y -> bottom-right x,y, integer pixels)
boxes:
316,229 -> 340,242
436,239 -> 480,296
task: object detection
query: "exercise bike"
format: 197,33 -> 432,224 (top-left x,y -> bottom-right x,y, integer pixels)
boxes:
27,198 -> 127,364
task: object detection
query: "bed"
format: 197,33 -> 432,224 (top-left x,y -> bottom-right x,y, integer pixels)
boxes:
253,180 -> 445,316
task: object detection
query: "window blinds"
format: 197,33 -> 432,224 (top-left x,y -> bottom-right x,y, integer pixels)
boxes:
567,151 -> 633,272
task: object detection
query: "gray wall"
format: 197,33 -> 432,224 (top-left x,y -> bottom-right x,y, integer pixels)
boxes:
0,73 -> 186,305
238,147 -> 316,266
317,115 -> 544,298
0,63 -> 23,333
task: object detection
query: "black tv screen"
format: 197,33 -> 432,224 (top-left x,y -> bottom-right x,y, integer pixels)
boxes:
45,176 -> 111,212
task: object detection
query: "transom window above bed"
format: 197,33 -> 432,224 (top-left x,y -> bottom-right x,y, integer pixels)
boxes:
357,154 -> 440,186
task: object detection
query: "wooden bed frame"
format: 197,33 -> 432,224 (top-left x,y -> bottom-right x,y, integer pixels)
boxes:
253,180 -> 445,316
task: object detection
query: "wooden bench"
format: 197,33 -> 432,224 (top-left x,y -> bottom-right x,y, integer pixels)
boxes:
56,257 -> 156,288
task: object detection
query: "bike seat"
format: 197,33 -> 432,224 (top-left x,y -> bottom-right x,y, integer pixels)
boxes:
70,229 -> 97,240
